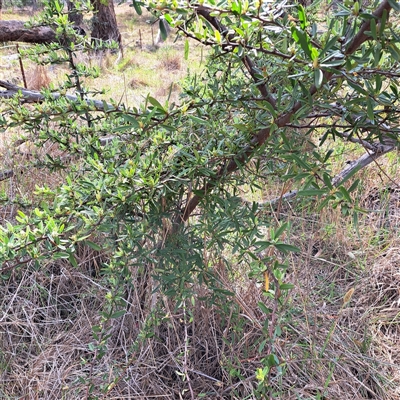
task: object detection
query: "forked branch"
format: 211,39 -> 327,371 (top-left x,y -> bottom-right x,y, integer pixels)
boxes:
172,0 -> 393,228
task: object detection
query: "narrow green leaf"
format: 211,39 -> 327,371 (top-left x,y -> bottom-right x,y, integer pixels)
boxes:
317,197 -> 332,211
110,310 -> 126,319
69,252 -> 78,268
369,18 -> 377,39
254,240 -> 273,251
260,101 -> 277,118
258,339 -> 267,353
188,115 -> 209,125
322,172 -> 333,189
388,44 -> 400,62
274,222 -> 289,240
320,35 -> 339,57
184,39 -> 189,60
348,178 -> 360,193
375,74 -> 382,93
311,47 -> 319,61
297,189 -> 326,196
53,252 -> 70,259
121,114 -> 140,129
387,0 -> 400,11
314,69 -> 323,88
379,9 -> 388,36
273,243 -> 300,253
280,283 -> 295,290
147,96 -> 165,112
214,29 -> 222,43
159,19 -> 168,41
213,288 -> 234,296
347,80 -> 368,95
298,5 -> 307,30
367,97 -> 374,120
339,165 -> 362,185
258,302 -> 272,315
293,28 -> 312,58
131,0 -> 143,15
338,186 -> 352,202
85,240 -> 102,251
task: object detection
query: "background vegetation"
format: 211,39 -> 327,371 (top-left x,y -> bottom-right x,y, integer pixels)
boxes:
0,0 -> 399,399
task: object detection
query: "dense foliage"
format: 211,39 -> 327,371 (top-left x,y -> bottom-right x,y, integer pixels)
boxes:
0,0 -> 399,397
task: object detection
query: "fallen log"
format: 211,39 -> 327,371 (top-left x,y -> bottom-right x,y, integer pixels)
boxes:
0,79 -> 118,112
0,20 -> 56,44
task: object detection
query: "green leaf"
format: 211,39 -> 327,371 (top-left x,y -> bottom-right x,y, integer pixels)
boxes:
388,44 -> 400,62
273,243 -> 300,253
54,0 -> 61,12
121,114 -> 139,129
347,80 -> 368,96
320,35 -> 339,58
274,222 -> 289,240
338,186 -> 352,202
297,189 -> 326,196
322,172 -> 333,189
69,252 -> 78,268
280,283 -> 295,290
131,0 -> 143,15
298,5 -> 307,30
314,69 -> 323,88
292,27 -> 311,58
369,18 -> 377,40
379,9 -> 388,36
311,47 -> 319,61
348,178 -> 360,193
184,39 -> 189,60
375,74 -> 382,93
85,240 -> 103,251
387,0 -> 400,11
188,115 -> 209,125
258,302 -> 272,315
258,339 -> 267,353
214,29 -> 222,43
254,240 -> 273,251
159,19 -> 169,41
367,97 -> 374,120
213,288 -> 234,296
53,252 -> 70,259
147,96 -> 166,112
110,310 -> 126,319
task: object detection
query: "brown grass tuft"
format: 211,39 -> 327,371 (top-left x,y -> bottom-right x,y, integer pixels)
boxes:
128,76 -> 148,89
26,65 -> 51,90
160,53 -> 182,71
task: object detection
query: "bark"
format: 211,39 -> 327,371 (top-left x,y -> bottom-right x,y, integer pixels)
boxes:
0,20 -> 56,44
91,0 -> 121,49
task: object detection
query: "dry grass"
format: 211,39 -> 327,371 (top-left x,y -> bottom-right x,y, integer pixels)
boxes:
160,53 -> 182,72
26,65 -> 52,90
1,167 -> 400,398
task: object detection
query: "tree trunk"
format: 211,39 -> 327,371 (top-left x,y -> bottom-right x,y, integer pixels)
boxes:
91,0 -> 121,50
0,20 -> 56,43
67,0 -> 84,27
